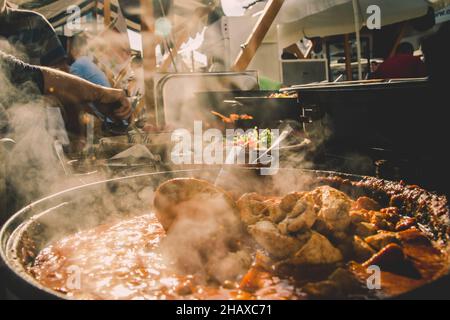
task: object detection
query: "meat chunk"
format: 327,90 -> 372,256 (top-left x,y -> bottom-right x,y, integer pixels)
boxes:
365,231 -> 399,250
278,194 -> 318,234
279,192 -> 305,212
369,211 -> 396,230
264,199 -> 286,224
313,186 -> 353,232
303,268 -> 363,299
397,229 -> 447,279
354,222 -> 378,237
363,243 -> 422,279
352,196 -> 381,211
353,236 -> 376,261
395,217 -> 417,231
349,209 -> 373,224
248,221 -> 305,259
291,232 -> 343,265
237,194 -> 288,226
237,193 -> 269,226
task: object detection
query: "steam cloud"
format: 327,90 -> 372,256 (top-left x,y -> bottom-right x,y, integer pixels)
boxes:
159,192 -> 252,284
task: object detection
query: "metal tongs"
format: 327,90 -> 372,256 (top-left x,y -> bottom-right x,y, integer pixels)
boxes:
101,90 -> 141,136
126,91 -> 151,144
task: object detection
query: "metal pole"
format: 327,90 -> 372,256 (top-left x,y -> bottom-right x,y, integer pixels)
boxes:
352,0 -> 363,80
343,34 -> 353,81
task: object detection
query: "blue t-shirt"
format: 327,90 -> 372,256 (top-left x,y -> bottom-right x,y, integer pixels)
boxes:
70,56 -> 111,88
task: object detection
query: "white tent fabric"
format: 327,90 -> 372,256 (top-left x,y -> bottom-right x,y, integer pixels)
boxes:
275,0 -> 431,48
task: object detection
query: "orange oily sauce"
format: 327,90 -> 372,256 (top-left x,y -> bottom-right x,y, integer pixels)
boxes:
30,213 -> 302,300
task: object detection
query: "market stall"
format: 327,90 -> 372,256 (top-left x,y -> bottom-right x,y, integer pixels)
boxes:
1,0 -> 450,301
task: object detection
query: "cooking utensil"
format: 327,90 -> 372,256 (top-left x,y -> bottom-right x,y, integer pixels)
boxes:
154,178 -> 236,231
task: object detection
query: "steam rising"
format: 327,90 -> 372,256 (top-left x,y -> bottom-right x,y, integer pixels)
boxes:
0,42 -> 70,210
159,193 -> 252,284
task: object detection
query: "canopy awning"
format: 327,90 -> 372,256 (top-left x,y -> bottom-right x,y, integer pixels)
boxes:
18,0 -> 141,31
276,0 -> 432,48
18,0 -> 225,37
34,0 -> 95,28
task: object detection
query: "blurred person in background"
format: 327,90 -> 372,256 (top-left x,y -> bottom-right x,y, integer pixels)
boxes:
370,61 -> 380,74
0,49 -> 132,210
67,32 -> 114,148
0,0 -> 75,152
0,49 -> 131,134
69,32 -> 111,88
371,42 -> 427,79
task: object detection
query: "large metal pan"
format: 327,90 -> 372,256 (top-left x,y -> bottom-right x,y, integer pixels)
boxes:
1,168 -> 449,300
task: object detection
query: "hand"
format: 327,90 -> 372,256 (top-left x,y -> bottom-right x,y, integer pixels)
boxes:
97,88 -> 132,121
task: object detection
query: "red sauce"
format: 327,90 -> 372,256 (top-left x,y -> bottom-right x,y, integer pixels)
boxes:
30,213 -> 303,300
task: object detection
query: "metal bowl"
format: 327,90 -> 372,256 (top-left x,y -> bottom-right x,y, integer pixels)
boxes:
1,168 -> 449,300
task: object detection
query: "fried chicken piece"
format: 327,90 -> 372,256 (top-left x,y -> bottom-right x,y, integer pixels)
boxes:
279,192 -> 306,212
290,232 -> 343,265
313,186 -> 353,232
248,221 -> 306,259
278,194 -> 318,234
237,194 -> 288,226
264,199 -> 286,224
237,193 -> 269,226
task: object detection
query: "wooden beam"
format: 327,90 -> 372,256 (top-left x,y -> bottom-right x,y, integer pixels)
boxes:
159,30 -> 189,72
104,0 -> 111,26
140,0 -> 158,126
93,1 -> 98,32
232,0 -> 285,72
343,34 -> 353,81
389,22 -> 408,58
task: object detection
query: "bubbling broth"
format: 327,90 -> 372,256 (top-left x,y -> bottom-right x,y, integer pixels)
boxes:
30,213 -> 301,300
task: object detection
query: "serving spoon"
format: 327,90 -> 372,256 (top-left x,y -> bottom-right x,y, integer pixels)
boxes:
154,178 -> 238,231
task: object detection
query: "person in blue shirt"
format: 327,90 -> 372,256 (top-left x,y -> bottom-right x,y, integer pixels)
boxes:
69,33 -> 111,88
68,32 -> 126,138
0,49 -> 131,126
